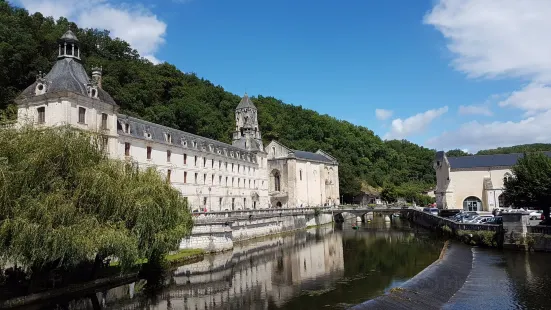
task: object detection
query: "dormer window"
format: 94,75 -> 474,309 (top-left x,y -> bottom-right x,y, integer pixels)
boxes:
87,85 -> 98,99
182,139 -> 188,147
144,130 -> 152,139
124,123 -> 130,134
165,132 -> 172,144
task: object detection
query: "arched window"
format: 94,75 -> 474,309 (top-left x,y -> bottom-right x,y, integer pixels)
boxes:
272,146 -> 276,155
272,171 -> 281,192
299,169 -> 303,181
463,196 -> 482,211
504,172 -> 512,182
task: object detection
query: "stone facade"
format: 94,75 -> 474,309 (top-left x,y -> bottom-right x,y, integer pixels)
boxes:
265,140 -> 340,208
14,30 -> 339,212
433,151 -> 537,211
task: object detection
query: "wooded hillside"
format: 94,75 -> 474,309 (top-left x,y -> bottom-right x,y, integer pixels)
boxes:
0,1 -> 438,198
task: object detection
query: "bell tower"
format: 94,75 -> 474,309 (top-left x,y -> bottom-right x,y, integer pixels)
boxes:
232,93 -> 263,152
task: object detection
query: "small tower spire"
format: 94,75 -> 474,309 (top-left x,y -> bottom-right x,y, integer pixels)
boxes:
58,29 -> 81,60
232,92 -> 263,152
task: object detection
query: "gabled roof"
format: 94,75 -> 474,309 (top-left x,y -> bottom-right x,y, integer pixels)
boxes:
60,30 -> 78,42
445,152 -> 551,169
236,93 -> 256,109
292,150 -> 335,164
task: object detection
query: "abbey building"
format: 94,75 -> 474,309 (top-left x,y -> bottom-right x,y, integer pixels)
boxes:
15,30 -> 340,211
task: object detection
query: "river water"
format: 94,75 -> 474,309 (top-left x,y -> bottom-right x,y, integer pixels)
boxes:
28,215 -> 551,309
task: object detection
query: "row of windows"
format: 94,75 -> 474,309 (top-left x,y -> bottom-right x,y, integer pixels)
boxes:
124,143 -> 256,175
120,122 -> 255,164
36,106 -> 108,129
186,196 -> 257,210
165,170 -> 263,189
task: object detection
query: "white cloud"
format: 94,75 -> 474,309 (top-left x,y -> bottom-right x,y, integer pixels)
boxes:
19,0 -> 166,64
498,83 -> 551,116
375,109 -> 393,121
458,104 -> 492,116
424,0 -> 551,82
384,106 -> 448,140
424,0 -> 551,150
427,109 -> 551,152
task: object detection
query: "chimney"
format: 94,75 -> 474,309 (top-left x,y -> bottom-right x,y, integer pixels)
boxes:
91,66 -> 102,89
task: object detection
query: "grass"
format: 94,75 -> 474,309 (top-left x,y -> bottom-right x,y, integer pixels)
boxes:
110,249 -> 205,267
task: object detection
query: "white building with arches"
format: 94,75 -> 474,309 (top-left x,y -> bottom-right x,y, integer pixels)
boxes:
433,151 -> 551,211
14,30 -> 339,211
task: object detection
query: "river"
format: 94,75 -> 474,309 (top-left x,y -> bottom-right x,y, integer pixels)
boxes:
24,215 -> 551,309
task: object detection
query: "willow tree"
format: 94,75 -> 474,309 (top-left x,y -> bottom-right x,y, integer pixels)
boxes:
503,152 -> 551,224
0,126 -> 193,272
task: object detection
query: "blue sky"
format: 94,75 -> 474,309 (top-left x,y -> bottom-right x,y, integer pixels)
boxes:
16,0 -> 551,152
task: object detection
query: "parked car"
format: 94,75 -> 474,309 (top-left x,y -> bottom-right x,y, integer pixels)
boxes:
423,207 -> 439,216
485,216 -> 503,225
529,210 -> 543,220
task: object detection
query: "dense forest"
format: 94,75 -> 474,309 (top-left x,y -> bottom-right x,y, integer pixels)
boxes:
445,144 -> 551,158
9,1 -> 545,201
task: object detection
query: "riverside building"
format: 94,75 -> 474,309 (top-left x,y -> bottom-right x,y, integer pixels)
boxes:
15,30 -> 340,210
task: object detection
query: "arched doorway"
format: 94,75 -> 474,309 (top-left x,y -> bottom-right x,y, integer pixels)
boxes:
276,201 -> 282,208
463,196 -> 482,211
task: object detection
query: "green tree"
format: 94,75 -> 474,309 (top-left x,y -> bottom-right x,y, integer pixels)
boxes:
381,187 -> 398,203
0,126 -> 193,271
446,149 -> 471,157
503,152 -> 551,224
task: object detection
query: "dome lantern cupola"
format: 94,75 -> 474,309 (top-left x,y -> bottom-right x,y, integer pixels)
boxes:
58,29 -> 81,60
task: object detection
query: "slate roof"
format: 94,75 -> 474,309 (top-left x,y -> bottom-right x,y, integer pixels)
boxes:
117,115 -> 257,162
446,152 -> 551,169
292,150 -> 336,164
18,58 -> 117,105
60,30 -> 78,42
236,93 -> 256,109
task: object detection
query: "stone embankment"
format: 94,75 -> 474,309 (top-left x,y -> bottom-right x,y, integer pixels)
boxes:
180,207 -> 333,253
351,242 -> 473,310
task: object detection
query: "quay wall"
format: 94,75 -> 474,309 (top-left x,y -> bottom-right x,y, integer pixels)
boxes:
180,207 -> 333,252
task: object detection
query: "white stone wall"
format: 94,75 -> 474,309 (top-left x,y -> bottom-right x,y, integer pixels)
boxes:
116,135 -> 269,211
435,153 -> 512,210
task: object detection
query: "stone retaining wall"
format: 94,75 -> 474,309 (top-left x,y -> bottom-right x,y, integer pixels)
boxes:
180,211 -> 333,252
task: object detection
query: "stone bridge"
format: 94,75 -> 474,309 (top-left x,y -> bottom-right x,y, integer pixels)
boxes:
323,207 -> 410,223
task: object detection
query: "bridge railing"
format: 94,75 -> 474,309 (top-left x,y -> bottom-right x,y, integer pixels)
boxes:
192,206 -> 332,223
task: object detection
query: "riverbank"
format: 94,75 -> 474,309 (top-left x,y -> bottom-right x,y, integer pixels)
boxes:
351,241 -> 473,310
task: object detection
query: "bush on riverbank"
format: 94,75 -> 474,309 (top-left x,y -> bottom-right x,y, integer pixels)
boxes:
457,230 -> 498,247
0,126 -> 193,274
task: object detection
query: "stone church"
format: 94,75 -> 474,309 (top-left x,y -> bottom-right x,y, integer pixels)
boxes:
15,30 -> 340,210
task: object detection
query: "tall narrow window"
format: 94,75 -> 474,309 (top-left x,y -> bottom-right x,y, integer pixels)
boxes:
219,175 -> 222,185
37,107 -> 45,124
244,198 -> 247,209
238,164 -> 241,174
124,123 -> 130,133
212,160 -> 214,168
78,107 -> 86,124
238,178 -> 241,188
195,156 -> 198,167
300,170 -> 303,181
195,173 -> 198,184
203,173 -> 206,184
232,163 -> 234,172
167,150 -> 171,162
219,161 -> 221,169
184,153 -> 187,165
203,157 -> 207,167
249,180 -> 251,188
147,146 -> 152,160
219,197 -> 223,207
226,177 -> 228,187
211,174 -> 214,184
101,113 -> 108,130
124,142 -> 131,156
167,169 -> 172,182
184,171 -> 187,183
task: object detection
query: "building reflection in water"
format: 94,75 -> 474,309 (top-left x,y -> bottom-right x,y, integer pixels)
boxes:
101,227 -> 344,310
